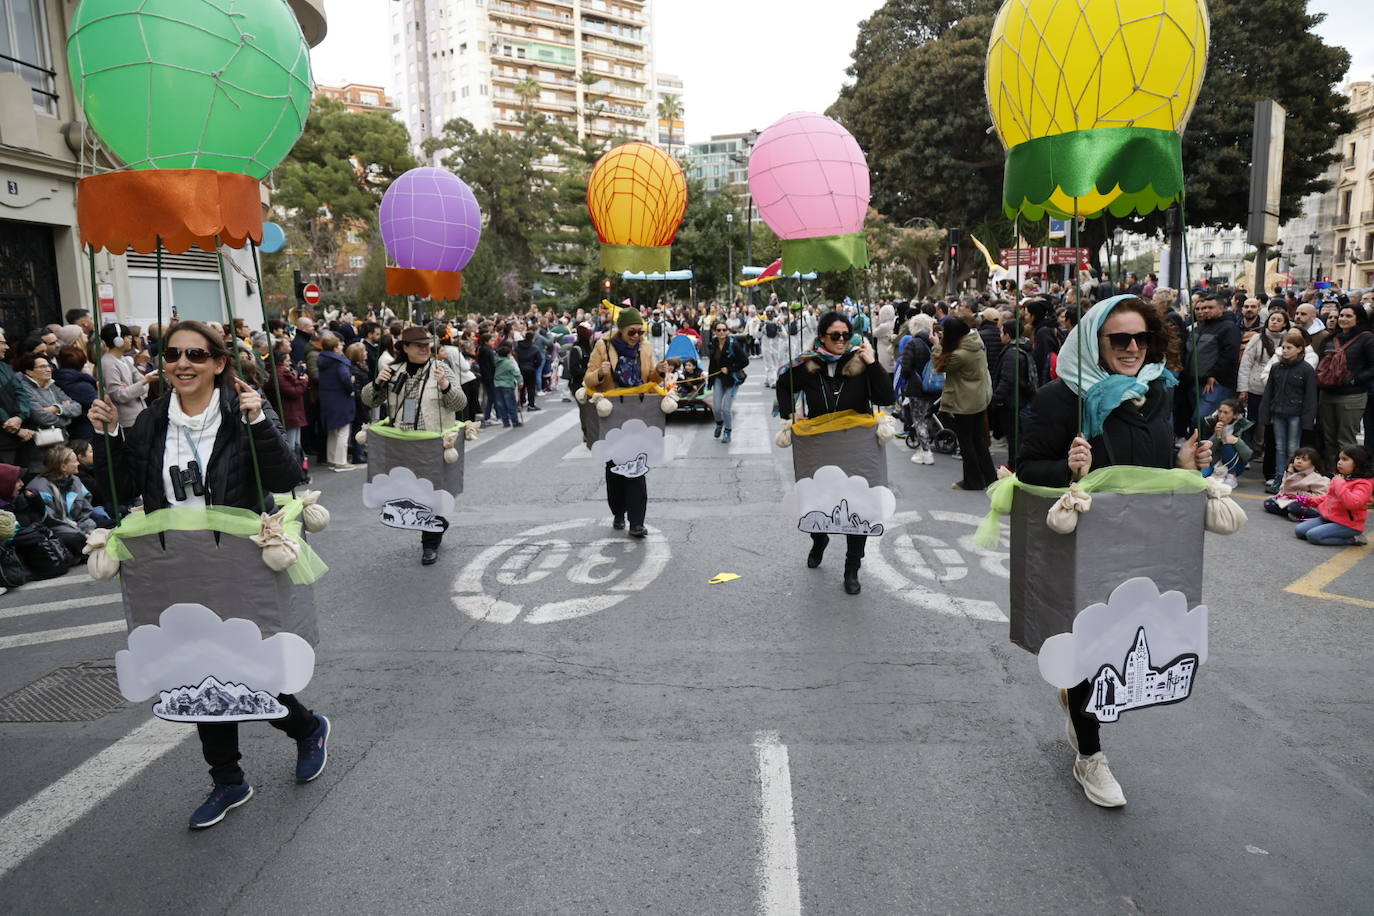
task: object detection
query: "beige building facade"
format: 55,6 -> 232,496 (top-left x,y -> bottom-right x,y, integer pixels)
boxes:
1331,79 -> 1374,290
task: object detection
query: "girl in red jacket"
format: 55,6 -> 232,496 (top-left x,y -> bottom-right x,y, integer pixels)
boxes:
1296,445 -> 1371,546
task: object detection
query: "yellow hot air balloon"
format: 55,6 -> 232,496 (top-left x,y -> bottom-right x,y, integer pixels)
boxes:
986,0 -> 1210,220
586,142 -> 688,272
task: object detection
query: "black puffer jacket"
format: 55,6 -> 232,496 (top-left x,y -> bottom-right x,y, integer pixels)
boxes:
899,333 -> 932,395
1260,358 -> 1318,428
708,336 -> 750,389
776,349 -> 894,419
1017,378 -> 1174,486
96,386 -> 301,513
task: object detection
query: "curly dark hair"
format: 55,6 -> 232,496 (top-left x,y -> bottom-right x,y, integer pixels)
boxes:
1097,297 -> 1180,372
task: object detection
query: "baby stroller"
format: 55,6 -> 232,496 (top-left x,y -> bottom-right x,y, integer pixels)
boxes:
901,391 -> 959,455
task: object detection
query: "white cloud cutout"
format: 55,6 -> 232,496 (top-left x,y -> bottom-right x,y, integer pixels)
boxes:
363,465 -> 456,516
1037,577 -> 1209,689
591,419 -> 675,472
783,465 -> 895,535
115,603 -> 316,702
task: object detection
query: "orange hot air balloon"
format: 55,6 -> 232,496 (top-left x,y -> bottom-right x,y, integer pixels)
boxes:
586,143 -> 687,273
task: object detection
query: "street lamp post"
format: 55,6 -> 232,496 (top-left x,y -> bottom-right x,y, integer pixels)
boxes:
1305,231 -> 1318,287
1113,226 -> 1125,287
725,212 -> 734,303
1204,253 -> 1216,286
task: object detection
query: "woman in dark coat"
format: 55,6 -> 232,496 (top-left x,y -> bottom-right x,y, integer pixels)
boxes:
53,346 -> 98,443
270,342 -> 309,466
1018,295 -> 1210,810
1313,305 -> 1374,464
316,333 -> 357,470
776,310 -> 894,595
89,320 -> 328,830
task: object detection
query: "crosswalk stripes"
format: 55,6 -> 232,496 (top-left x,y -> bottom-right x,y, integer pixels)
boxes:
0,574 -> 125,651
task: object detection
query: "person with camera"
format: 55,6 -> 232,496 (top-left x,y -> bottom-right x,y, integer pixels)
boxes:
361,326 -> 467,565
88,320 -> 330,830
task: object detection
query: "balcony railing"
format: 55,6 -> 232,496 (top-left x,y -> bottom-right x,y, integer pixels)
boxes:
1336,211 -> 1353,227
1357,248 -> 1374,263
580,19 -> 644,43
1361,210 -> 1374,224
1342,155 -> 1357,169
1,52 -> 58,114
489,1 -> 573,24
580,0 -> 645,25
581,38 -> 646,60
1335,251 -> 1348,265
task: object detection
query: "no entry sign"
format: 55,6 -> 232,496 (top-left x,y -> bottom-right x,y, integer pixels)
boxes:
302,283 -> 321,306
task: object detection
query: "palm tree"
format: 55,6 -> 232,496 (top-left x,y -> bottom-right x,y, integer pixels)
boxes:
656,93 -> 683,155
514,76 -> 542,114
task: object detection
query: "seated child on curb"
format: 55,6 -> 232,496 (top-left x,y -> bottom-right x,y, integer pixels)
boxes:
1264,447 -> 1329,519
1295,446 -> 1372,547
1206,399 -> 1253,486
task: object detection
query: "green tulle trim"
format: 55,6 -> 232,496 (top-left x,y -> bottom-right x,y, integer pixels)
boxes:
781,234 -> 869,274
367,419 -> 464,441
1003,127 -> 1185,220
105,499 -> 328,585
600,243 -> 671,273
974,466 -> 1206,547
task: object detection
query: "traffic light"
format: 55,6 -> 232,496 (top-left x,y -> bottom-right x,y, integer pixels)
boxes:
293,268 -> 306,305
602,278 -> 612,293
948,227 -> 962,264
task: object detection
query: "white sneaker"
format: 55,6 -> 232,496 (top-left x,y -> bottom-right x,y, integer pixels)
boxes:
1073,752 -> 1127,807
1058,688 -> 1078,753
922,449 -> 935,465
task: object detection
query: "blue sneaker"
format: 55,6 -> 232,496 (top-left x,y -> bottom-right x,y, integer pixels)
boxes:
295,714 -> 330,783
188,782 -> 253,829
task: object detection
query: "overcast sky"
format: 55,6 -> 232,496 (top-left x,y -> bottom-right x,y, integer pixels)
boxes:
311,0 -> 1374,143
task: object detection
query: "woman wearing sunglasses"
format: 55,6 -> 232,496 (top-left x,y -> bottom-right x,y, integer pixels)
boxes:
584,308 -> 669,537
708,322 -> 750,443
88,320 -> 330,829
776,311 -> 894,595
1017,295 -> 1210,809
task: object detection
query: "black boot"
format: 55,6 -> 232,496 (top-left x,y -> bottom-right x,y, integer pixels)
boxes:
807,537 -> 826,569
843,558 -> 861,595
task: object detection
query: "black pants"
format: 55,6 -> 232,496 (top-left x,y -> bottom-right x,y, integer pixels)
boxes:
1066,680 -> 1101,756
197,693 -> 316,785
605,462 -> 647,527
521,370 -> 538,407
421,515 -> 450,549
461,379 -> 481,422
809,532 -> 867,564
950,411 -> 997,490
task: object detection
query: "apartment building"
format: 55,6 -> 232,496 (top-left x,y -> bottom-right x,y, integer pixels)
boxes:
653,71 -> 684,152
1331,78 -> 1374,290
317,82 -> 399,115
390,0 -> 657,156
0,0 -> 327,339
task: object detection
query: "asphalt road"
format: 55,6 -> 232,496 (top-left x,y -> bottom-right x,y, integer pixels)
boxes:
1,375 -> 1371,915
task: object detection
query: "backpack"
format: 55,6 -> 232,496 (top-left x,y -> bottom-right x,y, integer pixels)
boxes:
651,320 -> 664,338
787,319 -> 800,336
0,541 -> 29,588
1316,332 -> 1367,387
11,525 -> 70,580
920,360 -> 945,395
764,321 -> 780,339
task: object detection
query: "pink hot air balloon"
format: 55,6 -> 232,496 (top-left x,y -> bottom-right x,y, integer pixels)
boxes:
747,112 -> 871,274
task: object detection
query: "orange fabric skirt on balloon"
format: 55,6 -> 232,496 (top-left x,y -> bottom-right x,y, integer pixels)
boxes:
386,267 -> 462,300
77,170 -> 263,254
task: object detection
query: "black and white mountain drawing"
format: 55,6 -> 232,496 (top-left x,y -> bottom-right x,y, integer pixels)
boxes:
153,676 -> 288,722
379,498 -> 445,532
610,452 -> 650,478
797,499 -> 885,536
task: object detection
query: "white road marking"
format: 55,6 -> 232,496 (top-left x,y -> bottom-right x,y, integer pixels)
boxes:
728,400 -> 774,456
753,731 -> 802,916
482,409 -> 581,465
0,718 -> 190,880
0,620 -> 126,651
0,594 -> 121,621
1,574 -> 96,593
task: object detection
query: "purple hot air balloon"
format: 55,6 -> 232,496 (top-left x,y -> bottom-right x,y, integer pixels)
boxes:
380,167 -> 482,299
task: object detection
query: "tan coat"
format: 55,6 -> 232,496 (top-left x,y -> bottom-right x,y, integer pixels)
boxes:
583,333 -> 663,393
936,331 -> 992,415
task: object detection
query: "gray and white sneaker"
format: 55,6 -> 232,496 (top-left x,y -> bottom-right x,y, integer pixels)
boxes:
1073,752 -> 1126,807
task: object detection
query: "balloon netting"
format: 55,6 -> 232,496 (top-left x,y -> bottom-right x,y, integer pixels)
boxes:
746,112 -> 870,241
380,168 -> 482,273
586,143 -> 687,248
68,0 -> 313,180
986,0 -> 1209,149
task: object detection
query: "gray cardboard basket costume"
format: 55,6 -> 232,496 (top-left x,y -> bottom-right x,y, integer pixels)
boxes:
579,391 -> 668,448
791,425 -> 889,487
365,425 -> 465,498
1009,489 -> 1205,654
118,529 -> 319,647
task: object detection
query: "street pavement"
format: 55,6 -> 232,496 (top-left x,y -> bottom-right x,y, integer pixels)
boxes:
1,374 -> 1371,915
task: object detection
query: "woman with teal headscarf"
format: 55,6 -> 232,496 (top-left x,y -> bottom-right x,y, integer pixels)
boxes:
1017,294 -> 1211,809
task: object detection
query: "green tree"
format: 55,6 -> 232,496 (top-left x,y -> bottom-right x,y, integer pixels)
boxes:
268,96 -> 417,301
656,93 -> 683,156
